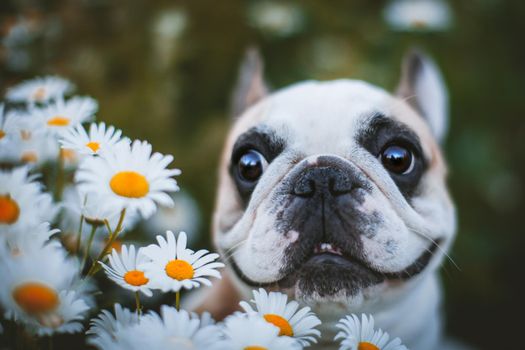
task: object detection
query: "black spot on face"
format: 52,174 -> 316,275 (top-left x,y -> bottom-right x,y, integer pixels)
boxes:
358,113 -> 428,198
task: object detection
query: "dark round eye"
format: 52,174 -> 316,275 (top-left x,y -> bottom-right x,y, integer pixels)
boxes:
380,145 -> 414,175
237,150 -> 268,182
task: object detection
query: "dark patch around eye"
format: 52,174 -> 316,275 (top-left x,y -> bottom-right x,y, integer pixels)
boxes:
229,125 -> 286,204
357,113 -> 428,198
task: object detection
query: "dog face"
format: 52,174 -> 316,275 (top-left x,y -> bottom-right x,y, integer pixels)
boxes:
213,50 -> 456,306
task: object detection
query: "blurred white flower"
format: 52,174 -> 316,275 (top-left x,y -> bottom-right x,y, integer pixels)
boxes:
143,190 -> 201,244
5,76 -> 74,104
100,245 -> 153,297
60,122 -> 128,156
247,1 -> 305,37
240,288 -> 321,346
383,0 -> 452,32
29,96 -> 98,136
139,231 -> 224,292
75,140 -> 181,219
87,304 -> 140,350
0,244 -> 91,335
1,222 -> 60,256
0,167 -> 57,234
335,314 -> 408,350
222,313 -> 302,350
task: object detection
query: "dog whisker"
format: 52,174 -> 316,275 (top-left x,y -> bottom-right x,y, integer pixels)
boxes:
408,226 -> 461,272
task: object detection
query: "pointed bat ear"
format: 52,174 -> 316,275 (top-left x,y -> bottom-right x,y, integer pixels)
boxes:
230,47 -> 269,118
396,49 -> 449,143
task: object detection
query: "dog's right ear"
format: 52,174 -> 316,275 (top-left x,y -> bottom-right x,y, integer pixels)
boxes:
230,47 -> 269,118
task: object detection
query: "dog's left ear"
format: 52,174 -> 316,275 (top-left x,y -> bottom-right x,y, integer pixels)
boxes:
396,49 -> 449,143
230,47 -> 269,118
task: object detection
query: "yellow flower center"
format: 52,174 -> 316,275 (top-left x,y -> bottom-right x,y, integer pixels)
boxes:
0,195 -> 20,224
0,130 -> 5,139
165,259 -> 194,280
104,238 -> 123,253
21,151 -> 38,163
20,130 -> 31,140
61,149 -> 76,161
411,20 -> 428,29
12,282 -> 59,315
86,141 -> 100,153
263,314 -> 293,337
109,171 -> 149,198
33,87 -> 46,101
124,270 -> 149,286
358,342 -> 380,350
47,116 -> 70,127
244,347 -> 267,350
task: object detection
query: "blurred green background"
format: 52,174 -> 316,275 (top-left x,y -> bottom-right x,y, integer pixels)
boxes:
1,0 -> 524,349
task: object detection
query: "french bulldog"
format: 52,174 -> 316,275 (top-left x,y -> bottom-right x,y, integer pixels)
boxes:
193,48 -> 461,350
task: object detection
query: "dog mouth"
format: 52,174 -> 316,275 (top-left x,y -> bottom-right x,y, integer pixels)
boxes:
228,238 -> 442,292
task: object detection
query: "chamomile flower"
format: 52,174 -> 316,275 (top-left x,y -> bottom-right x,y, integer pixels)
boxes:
124,306 -> 226,350
100,245 -> 153,297
30,96 -> 98,136
0,167 -> 57,234
334,314 -> 408,350
5,76 -> 74,104
0,244 -> 91,335
75,139 -> 181,219
60,122 -> 128,156
1,222 -> 60,256
139,231 -> 224,292
222,313 -> 302,350
383,0 -> 452,32
87,304 -> 140,350
240,288 -> 321,347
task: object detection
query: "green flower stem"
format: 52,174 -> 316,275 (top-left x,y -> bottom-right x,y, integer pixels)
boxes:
135,291 -> 142,315
85,208 -> 126,278
175,291 -> 181,311
80,224 -> 98,272
75,214 -> 84,255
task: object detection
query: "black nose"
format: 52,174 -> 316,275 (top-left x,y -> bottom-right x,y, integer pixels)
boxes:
293,167 -> 354,198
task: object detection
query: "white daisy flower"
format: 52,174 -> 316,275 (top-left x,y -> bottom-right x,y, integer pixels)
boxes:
240,288 -> 321,346
60,122 -> 128,156
222,313 -> 302,350
0,166 -> 57,234
334,314 -> 408,350
0,244 -> 91,335
30,96 -> 98,136
123,306 -> 226,350
5,76 -> 74,104
0,106 -> 41,143
100,245 -> 153,297
1,222 -> 60,256
87,303 -> 140,350
247,2 -> 305,38
75,139 -> 181,219
139,231 -> 224,292
383,0 -> 452,32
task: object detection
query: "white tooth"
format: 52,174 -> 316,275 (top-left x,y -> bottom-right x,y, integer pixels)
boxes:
326,243 -> 333,251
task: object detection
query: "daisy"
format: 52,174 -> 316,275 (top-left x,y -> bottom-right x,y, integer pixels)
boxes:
87,303 -> 140,350
139,231 -> 224,292
1,222 -> 60,256
60,122 -> 128,156
240,288 -> 321,347
222,313 -> 302,350
75,139 -> 181,219
383,0 -> 452,32
0,244 -> 92,335
334,314 -> 408,350
124,306 -> 226,350
0,166 -> 58,234
5,76 -> 74,104
30,96 -> 98,136
100,245 -> 153,297
0,106 -> 41,143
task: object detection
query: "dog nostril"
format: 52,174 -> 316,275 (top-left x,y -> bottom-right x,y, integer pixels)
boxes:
293,178 -> 316,197
329,176 -> 353,196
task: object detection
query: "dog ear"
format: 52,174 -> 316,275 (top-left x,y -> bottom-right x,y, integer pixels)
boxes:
396,49 -> 449,143
230,47 -> 269,118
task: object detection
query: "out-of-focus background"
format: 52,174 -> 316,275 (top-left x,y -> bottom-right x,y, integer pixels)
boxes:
1,1 -> 523,348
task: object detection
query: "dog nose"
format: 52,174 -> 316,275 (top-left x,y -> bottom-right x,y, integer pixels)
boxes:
293,167 -> 354,198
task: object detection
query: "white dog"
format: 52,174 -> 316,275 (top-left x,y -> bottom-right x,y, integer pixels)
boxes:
193,49 -> 464,350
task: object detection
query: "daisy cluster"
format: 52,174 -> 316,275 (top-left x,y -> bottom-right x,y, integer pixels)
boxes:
0,76 -> 408,350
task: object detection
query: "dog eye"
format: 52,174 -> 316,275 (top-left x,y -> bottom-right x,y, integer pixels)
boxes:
237,150 -> 268,182
380,144 -> 414,175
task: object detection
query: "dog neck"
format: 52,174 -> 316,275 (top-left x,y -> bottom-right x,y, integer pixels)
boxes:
311,273 -> 442,350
